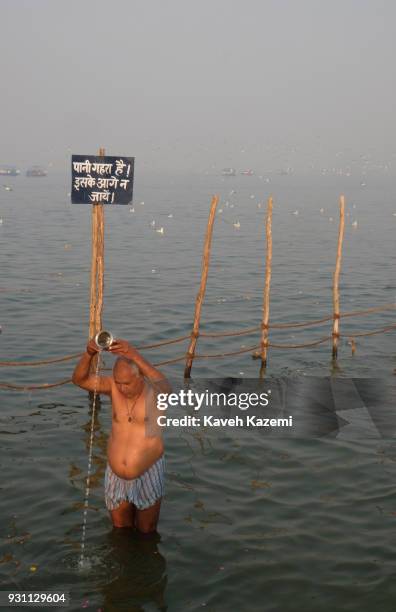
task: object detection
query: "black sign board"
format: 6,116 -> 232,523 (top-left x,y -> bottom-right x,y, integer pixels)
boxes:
71,155 -> 134,204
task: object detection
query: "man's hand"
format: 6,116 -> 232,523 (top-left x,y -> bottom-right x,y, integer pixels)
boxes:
108,338 -> 134,358
86,339 -> 100,356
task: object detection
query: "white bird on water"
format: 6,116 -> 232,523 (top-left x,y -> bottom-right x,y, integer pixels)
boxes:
167,214 -> 173,218
320,207 -> 325,213
156,227 -> 164,235
233,220 -> 241,229
3,185 -> 12,192
150,220 -> 156,227
129,207 -> 135,213
292,210 -> 299,216
352,220 -> 358,228
140,201 -> 145,206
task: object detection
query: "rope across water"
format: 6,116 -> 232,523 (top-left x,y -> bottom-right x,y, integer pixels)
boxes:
0,303 -> 394,389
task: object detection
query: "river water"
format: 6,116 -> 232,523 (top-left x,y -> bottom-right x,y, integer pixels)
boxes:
0,171 -> 395,610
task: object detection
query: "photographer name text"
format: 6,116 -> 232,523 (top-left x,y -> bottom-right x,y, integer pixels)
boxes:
157,415 -> 293,428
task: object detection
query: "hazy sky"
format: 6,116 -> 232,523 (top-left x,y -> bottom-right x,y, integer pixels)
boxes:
1,0 -> 395,173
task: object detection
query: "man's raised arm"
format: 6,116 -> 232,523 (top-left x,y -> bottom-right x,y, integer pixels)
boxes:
72,339 -> 112,395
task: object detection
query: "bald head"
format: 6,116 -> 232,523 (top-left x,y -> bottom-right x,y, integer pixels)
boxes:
113,357 -> 140,378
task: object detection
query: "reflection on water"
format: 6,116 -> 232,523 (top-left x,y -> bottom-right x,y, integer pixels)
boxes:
61,531 -> 167,611
101,530 -> 167,612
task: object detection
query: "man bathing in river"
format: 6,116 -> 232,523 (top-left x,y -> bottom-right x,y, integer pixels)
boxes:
72,338 -> 169,534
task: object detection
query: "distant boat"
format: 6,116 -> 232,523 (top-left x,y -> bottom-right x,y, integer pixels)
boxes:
221,168 -> 236,176
0,166 -> 20,176
26,166 -> 47,177
279,167 -> 294,176
240,169 -> 254,176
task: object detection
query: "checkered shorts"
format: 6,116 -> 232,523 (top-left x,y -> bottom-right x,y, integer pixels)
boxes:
105,455 -> 165,511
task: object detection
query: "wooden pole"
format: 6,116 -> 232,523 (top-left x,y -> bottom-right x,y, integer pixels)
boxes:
259,196 -> 273,377
89,204 -> 98,341
332,195 -> 345,360
88,147 -> 105,372
96,190 -> 105,334
184,195 -> 219,378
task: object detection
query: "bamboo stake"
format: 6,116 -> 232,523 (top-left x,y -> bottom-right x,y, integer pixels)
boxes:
88,147 -> 105,373
332,195 -> 345,360
184,195 -> 219,378
259,196 -> 273,377
95,197 -> 105,334
89,204 -> 98,340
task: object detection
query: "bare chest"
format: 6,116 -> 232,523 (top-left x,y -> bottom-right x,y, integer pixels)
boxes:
111,391 -> 147,426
